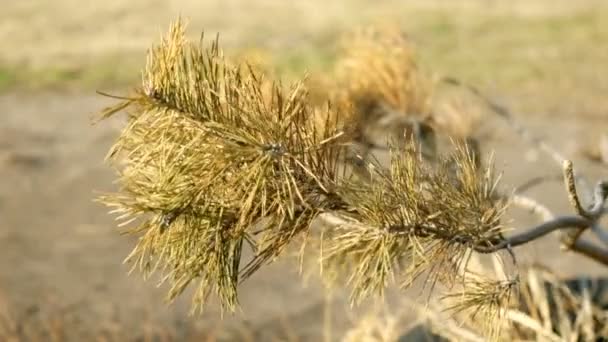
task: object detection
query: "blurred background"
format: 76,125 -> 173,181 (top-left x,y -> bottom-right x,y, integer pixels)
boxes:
1,0 -> 607,340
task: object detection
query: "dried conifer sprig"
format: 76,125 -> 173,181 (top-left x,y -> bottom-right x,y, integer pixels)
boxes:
98,19 -> 349,312
97,19 -> 608,324
321,143 -> 508,304
313,26 -> 437,162
98,19 -> 510,313
332,26 -> 432,118
441,273 -> 518,340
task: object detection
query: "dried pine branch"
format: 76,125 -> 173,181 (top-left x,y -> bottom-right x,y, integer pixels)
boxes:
332,26 -> 432,120
319,142 -> 508,304
95,19 -> 608,341
441,274 -> 518,340
97,19 -> 349,312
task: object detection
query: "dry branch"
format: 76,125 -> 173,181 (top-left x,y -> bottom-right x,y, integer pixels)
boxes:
95,19 -> 608,342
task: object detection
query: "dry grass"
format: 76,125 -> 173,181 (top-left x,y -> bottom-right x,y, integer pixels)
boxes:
327,26 -> 432,118
96,20 -> 513,319
306,25 -> 438,159
2,0 -> 608,114
416,259 -> 608,341
339,261 -> 608,341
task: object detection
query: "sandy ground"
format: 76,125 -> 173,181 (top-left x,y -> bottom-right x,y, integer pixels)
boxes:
0,88 -> 606,340
0,92 -> 346,340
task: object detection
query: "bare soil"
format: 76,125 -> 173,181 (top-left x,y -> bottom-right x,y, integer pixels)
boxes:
0,89 -> 606,340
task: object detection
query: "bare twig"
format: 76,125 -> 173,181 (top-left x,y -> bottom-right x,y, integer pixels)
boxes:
319,211 -> 591,255
559,162 -> 608,256
442,77 -> 596,205
441,77 -> 566,167
570,238 -> 608,266
591,224 -> 608,247
588,181 -> 608,218
472,216 -> 590,253
563,160 -> 587,218
554,161 -> 608,266
507,172 -> 608,265
585,181 -> 608,247
510,194 -> 554,221
448,77 -> 608,265
514,174 -> 564,194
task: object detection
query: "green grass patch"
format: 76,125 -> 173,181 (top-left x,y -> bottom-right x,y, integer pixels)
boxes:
405,9 -> 608,91
0,67 -> 18,91
0,57 -> 142,93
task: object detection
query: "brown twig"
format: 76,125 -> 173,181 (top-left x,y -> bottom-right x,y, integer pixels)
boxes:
513,174 -> 563,194
510,194 -> 554,221
562,160 -> 586,217
441,77 -> 567,167
318,161 -> 608,265
591,223 -> 608,247
319,211 -> 601,259
441,77 -> 608,266
570,238 -> 608,266
559,161 -> 608,254
472,216 -> 591,253
558,162 -> 608,266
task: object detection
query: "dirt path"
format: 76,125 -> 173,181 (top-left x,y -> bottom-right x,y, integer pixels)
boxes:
0,91 -> 606,340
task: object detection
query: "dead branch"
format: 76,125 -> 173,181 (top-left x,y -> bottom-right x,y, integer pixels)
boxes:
442,77 -> 594,201
510,194 -> 554,221
318,160 -> 608,265
439,77 -> 608,267
472,216 -> 590,253
441,77 -> 566,167
514,174 -> 564,194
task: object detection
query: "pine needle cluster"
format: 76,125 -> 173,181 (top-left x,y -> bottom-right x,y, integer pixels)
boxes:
305,28 -> 430,160
321,144 -> 507,304
97,19 -> 512,320
307,26 -> 479,167
98,20 -> 347,313
330,26 -> 432,120
441,273 -> 518,340
428,264 -> 608,341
